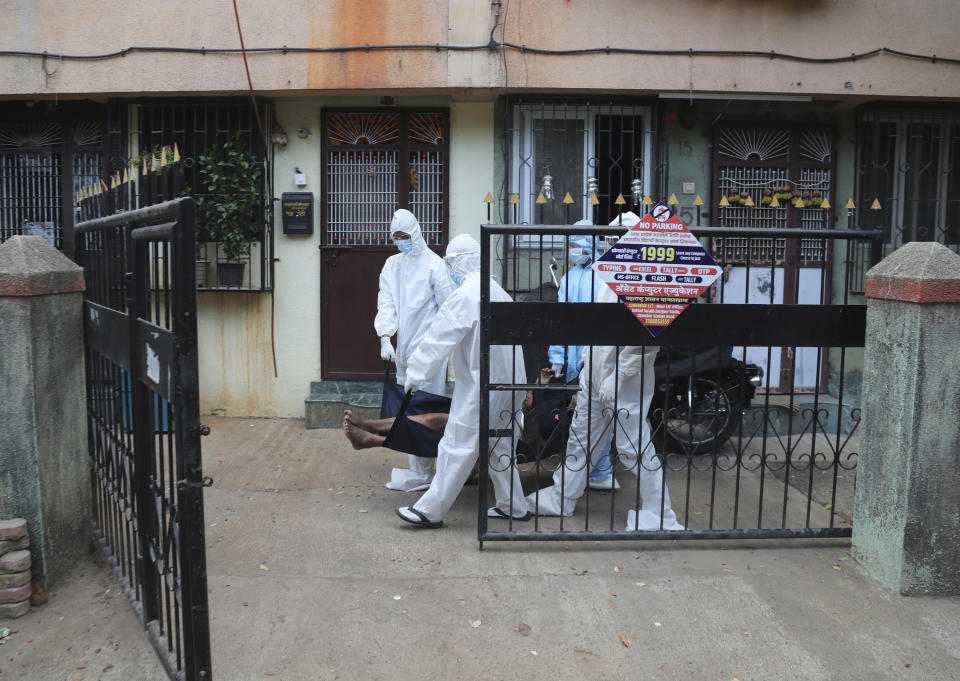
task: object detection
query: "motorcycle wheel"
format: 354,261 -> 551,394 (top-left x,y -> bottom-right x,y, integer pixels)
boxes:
650,375 -> 744,454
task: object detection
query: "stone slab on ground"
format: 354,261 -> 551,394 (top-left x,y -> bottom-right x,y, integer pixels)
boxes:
0,549 -> 30,573
0,536 -> 29,557
0,518 -> 27,541
0,600 -> 30,619
0,583 -> 31,604
0,570 -> 31,589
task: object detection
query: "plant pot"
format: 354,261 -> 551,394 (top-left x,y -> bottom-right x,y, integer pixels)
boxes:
217,261 -> 245,287
195,260 -> 209,288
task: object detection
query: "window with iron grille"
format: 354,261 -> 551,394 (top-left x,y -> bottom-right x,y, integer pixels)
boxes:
0,107 -> 106,252
507,100 -> 655,228
857,106 -> 960,253
501,98 -> 657,296
712,125 -> 835,264
116,100 -> 272,291
321,109 -> 449,246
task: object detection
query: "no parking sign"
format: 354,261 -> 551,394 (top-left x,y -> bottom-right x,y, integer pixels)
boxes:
593,203 -> 721,336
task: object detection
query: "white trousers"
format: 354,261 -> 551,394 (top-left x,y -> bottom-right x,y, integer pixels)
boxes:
413,417 -> 528,523
526,353 -> 683,531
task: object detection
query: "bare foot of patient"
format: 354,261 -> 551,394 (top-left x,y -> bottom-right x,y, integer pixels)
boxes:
343,416 -> 386,450
343,409 -> 369,430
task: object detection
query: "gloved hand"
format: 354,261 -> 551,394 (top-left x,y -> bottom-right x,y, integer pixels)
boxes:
597,373 -> 618,407
551,364 -> 564,378
380,337 -> 396,362
403,377 -> 419,394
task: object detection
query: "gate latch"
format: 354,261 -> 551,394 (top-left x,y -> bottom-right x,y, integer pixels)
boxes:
177,476 -> 214,491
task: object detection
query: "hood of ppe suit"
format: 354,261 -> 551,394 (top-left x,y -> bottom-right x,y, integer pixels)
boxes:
390,208 -> 427,256
445,234 -> 481,278
611,211 -> 642,228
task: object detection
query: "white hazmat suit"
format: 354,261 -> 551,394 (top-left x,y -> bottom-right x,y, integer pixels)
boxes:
526,213 -> 684,531
397,234 -> 530,526
375,209 -> 456,492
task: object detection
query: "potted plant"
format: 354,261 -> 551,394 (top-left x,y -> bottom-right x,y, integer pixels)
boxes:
192,134 -> 263,287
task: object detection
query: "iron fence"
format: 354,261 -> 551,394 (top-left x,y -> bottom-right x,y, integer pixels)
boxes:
478,221 -> 882,544
77,197 -> 212,680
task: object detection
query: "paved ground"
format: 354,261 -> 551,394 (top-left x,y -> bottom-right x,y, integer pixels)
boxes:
5,417 -> 959,681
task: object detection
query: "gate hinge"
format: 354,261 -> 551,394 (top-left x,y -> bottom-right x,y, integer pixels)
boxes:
177,476 -> 213,491
196,424 -> 211,437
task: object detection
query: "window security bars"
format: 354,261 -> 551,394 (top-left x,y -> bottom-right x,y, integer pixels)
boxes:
77,198 -> 212,681
102,100 -> 273,291
503,98 -> 656,229
478,223 -> 882,544
0,114 -> 106,252
856,106 -> 960,252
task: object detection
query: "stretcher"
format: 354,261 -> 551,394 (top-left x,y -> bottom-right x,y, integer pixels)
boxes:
379,363 -> 451,458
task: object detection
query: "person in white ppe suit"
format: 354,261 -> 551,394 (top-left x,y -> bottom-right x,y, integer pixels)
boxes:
396,234 -> 530,527
526,212 -> 684,532
548,223 -> 618,491
375,209 -> 456,492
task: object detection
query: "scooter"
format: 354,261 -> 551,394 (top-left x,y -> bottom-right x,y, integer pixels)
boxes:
648,347 -> 763,454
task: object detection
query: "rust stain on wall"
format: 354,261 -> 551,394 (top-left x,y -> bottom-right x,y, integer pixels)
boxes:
307,0 -> 390,90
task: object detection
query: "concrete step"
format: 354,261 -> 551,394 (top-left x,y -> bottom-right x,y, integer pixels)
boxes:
305,380 -> 383,429
304,379 -> 456,429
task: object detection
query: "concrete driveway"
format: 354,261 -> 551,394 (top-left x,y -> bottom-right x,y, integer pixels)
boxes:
5,417 -> 959,680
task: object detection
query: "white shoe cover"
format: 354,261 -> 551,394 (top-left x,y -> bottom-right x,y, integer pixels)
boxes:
385,467 -> 433,492
525,486 -> 575,517
625,509 -> 685,532
587,474 -> 621,491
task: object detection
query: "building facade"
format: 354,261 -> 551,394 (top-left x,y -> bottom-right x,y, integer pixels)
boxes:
2,0 -> 958,416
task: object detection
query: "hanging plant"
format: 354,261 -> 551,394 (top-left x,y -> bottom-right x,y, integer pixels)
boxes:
192,134 -> 263,262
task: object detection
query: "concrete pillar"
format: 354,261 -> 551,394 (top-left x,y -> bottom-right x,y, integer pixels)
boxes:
853,241 -> 960,596
0,236 -> 90,589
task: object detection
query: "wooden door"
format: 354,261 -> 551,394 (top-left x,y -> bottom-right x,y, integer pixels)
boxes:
320,109 -> 449,380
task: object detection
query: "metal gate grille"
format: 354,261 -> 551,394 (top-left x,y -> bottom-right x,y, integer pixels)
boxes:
77,198 -> 212,681
478,222 -> 881,544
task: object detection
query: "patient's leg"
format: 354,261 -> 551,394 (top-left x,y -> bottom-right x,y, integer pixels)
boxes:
408,412 -> 448,433
343,409 -> 394,436
343,415 -> 387,450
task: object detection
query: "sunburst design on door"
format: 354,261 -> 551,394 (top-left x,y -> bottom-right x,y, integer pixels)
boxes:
72,121 -> 104,147
798,130 -> 832,162
0,122 -> 63,148
327,113 -> 399,146
410,113 -> 444,145
718,128 -> 790,161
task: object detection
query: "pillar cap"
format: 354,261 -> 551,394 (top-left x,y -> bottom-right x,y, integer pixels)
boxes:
0,236 -> 85,297
865,242 -> 960,303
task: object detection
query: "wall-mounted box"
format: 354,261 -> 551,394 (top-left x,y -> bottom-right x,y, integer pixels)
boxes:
281,192 -> 313,235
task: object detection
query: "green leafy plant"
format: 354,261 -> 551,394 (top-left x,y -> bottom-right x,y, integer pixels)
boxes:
192,134 -> 263,262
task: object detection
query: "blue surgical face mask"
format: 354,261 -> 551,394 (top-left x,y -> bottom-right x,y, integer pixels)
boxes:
448,266 -> 465,286
396,238 -> 413,253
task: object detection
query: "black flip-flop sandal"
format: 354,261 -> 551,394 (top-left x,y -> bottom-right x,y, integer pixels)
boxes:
396,506 -> 443,528
487,507 -> 534,522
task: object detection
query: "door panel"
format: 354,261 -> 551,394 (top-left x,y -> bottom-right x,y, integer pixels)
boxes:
320,109 -> 449,380
320,248 -> 391,380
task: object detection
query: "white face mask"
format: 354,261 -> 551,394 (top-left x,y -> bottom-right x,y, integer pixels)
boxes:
569,248 -> 590,265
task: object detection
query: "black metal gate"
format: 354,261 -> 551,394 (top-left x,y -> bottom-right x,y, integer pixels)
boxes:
479,222 -> 882,544
76,197 -> 212,680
